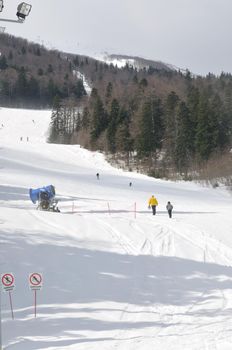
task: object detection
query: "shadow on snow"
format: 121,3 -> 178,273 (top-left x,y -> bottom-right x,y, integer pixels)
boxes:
1,229 -> 232,349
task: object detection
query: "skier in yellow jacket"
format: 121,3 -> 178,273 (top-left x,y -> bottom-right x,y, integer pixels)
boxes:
148,195 -> 158,215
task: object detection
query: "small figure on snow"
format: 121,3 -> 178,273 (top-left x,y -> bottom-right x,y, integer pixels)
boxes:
20,136 -> 23,141
96,173 -> 99,180
148,195 -> 158,215
166,201 -> 173,218
129,182 -> 132,187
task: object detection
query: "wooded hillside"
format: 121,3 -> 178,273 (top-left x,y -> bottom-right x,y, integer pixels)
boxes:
1,33 -> 232,182
0,33 -> 87,107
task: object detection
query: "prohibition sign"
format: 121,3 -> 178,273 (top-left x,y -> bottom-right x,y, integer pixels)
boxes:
29,273 -> 42,318
1,273 -> 15,319
1,273 -> 14,287
29,273 -> 42,286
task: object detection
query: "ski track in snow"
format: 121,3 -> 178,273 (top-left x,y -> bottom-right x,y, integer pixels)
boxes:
1,108 -> 232,349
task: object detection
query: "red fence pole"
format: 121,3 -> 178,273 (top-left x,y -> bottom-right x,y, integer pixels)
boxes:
107,202 -> 111,215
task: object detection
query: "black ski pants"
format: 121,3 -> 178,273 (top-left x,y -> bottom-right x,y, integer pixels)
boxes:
151,205 -> 156,215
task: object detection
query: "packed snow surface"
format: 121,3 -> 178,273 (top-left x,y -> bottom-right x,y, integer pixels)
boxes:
0,107 -> 232,349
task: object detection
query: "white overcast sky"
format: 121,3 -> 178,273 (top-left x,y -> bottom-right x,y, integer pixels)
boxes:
1,0 -> 232,76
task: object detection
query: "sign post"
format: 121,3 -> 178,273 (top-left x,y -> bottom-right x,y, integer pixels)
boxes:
107,202 -> 111,215
0,282 -> 2,350
1,273 -> 15,320
29,273 -> 42,318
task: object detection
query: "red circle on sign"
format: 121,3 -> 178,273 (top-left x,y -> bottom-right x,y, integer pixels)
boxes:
2,273 -> 14,287
30,273 -> 42,286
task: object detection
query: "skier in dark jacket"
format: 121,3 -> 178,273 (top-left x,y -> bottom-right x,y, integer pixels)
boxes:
166,201 -> 173,218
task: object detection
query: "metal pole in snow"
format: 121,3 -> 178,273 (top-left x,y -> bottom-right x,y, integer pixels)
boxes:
0,287 -> 2,350
34,290 -> 37,318
107,202 -> 111,215
8,292 -> 14,320
134,202 -> 137,219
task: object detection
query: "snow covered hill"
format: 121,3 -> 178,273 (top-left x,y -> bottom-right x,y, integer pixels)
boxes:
0,107 -> 232,350
95,53 -> 180,72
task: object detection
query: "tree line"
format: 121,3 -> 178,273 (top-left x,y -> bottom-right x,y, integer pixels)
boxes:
1,32 -> 232,180
0,34 -> 88,107
0,56 -> 86,107
49,77 -> 232,178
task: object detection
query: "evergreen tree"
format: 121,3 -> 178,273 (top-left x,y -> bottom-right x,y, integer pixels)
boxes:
195,92 -> 229,161
91,96 -> 107,141
90,87 -> 98,99
21,46 -> 27,55
210,94 -> 230,151
0,81 -> 10,98
8,51 -> 13,60
73,79 -> 86,98
82,107 -> 90,129
174,101 -> 193,173
35,48 -> 41,56
75,112 -> 82,133
195,93 -> 214,160
95,61 -> 98,72
27,76 -> 39,98
73,56 -> 79,67
136,97 -> 163,164
133,75 -> 138,84
186,85 -> 200,156
15,67 -> 28,96
221,86 -> 232,149
116,121 -> 133,152
136,101 -> 154,159
139,78 -> 148,88
47,64 -> 53,74
0,55 -> 8,70
47,79 -> 59,101
105,82 -> 113,101
107,99 -> 120,153
37,68 -> 44,76
163,91 -> 179,163
115,119 -> 133,165
48,95 -> 63,143
62,81 -> 69,98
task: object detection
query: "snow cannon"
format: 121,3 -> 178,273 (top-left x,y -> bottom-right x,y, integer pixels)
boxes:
29,185 -> 60,212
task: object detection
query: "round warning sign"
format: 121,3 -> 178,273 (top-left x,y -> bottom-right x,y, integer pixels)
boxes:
29,273 -> 43,289
1,273 -> 15,292
1,273 -> 14,287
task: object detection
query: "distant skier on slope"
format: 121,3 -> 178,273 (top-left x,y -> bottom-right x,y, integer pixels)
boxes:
96,173 -> 99,180
166,201 -> 173,218
148,195 -> 158,215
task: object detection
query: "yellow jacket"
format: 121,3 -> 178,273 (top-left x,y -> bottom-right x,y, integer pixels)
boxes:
148,196 -> 158,206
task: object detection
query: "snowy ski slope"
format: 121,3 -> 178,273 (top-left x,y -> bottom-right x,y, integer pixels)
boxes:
0,107 -> 232,349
